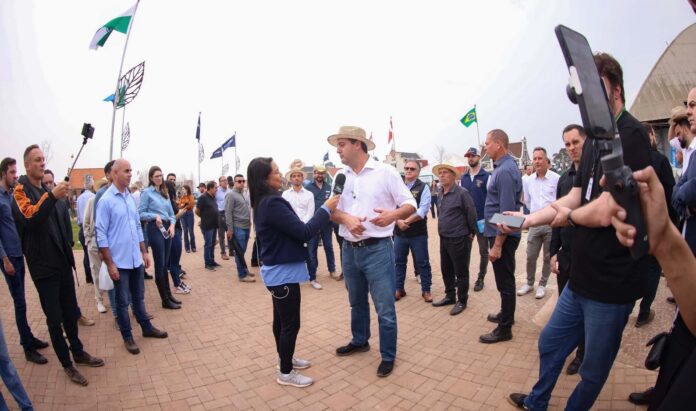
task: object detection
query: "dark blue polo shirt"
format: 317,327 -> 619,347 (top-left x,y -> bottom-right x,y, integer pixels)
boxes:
483,154 -> 523,237
305,181 -> 332,212
461,167 -> 490,220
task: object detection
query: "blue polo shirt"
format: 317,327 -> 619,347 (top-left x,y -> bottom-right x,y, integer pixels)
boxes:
305,181 -> 332,213
0,185 -> 22,259
460,168 -> 489,220
483,154 -> 522,237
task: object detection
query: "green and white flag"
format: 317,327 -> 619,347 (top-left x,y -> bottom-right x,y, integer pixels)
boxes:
89,4 -> 136,50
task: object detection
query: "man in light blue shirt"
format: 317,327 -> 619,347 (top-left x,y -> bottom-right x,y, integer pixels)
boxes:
215,176 -> 232,260
76,180 -> 95,283
96,159 -> 168,355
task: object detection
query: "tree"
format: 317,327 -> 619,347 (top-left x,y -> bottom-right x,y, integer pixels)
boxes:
552,148 -> 571,173
40,140 -> 54,166
138,166 -> 149,187
432,144 -> 447,164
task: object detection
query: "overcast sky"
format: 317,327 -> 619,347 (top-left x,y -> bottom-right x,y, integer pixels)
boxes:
1,0 -> 693,184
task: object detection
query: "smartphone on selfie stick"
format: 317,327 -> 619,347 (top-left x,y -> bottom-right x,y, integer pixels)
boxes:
555,25 -> 648,259
65,123 -> 95,182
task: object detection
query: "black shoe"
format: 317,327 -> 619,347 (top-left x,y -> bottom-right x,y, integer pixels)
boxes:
251,260 -> 259,267
479,327 -> 512,344
566,355 -> 582,375
377,360 -> 394,377
336,342 -> 370,356
507,393 -> 528,409
143,327 -> 168,339
192,248 -> 197,253
486,313 -> 515,325
474,278 -> 484,292
24,349 -> 48,364
636,310 -> 655,328
212,262 -> 222,267
64,366 -> 88,386
205,265 -> 216,271
86,278 -> 93,284
667,296 -> 676,304
450,301 -> 467,316
628,387 -> 654,405
432,296 -> 456,307
144,272 -> 154,280
30,337 -> 49,350
162,300 -> 181,310
169,295 -> 182,305
124,339 -> 140,355
73,351 -> 105,367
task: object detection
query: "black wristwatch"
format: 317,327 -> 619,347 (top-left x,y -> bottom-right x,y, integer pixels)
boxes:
567,210 -> 576,228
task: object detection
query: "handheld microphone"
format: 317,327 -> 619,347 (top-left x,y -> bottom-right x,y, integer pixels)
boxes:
333,173 -> 346,195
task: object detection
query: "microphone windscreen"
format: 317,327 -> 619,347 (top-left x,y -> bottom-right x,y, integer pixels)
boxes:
333,173 -> 346,195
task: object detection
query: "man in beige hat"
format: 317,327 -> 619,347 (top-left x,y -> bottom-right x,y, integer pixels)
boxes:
431,162 -> 477,316
328,125 -> 416,378
282,164 -> 322,290
306,164 -> 338,281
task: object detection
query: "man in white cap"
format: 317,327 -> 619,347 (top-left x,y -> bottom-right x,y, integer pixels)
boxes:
328,125 -> 416,378
282,163 -> 321,289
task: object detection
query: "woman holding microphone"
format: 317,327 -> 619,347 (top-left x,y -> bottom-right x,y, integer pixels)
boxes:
247,157 -> 338,388
139,166 -> 181,309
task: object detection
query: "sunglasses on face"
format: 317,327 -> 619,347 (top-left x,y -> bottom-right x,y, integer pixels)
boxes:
235,180 -> 245,183
404,167 -> 417,171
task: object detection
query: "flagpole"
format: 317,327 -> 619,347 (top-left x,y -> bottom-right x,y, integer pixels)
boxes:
108,0 -> 141,161
197,112 -> 201,185
119,105 -> 126,158
235,132 -> 239,175
474,104 -> 481,148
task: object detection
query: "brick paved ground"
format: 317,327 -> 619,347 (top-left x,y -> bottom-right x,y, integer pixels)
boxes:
0,218 -> 672,410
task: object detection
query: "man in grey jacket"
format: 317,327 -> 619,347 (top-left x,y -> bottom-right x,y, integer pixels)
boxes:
225,174 -> 255,282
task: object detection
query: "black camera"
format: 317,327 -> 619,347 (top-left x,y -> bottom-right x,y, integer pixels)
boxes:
555,25 -> 648,259
81,123 -> 95,141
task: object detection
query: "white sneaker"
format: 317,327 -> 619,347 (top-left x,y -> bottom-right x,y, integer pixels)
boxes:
96,301 -> 107,314
310,280 -> 323,290
175,284 -> 190,294
535,285 -> 546,299
276,369 -> 313,388
416,275 -> 421,284
276,357 -> 312,370
517,284 -> 533,296
181,281 -> 192,291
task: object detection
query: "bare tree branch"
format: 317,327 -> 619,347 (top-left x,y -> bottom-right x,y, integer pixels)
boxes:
40,140 -> 54,166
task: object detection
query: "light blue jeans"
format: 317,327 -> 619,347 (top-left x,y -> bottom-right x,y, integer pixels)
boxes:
342,238 -> 397,361
0,318 -> 33,410
524,287 -> 634,411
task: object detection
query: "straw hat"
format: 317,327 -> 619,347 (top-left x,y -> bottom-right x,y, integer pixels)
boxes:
327,125 -> 376,151
94,177 -> 108,191
285,159 -> 307,181
432,162 -> 462,180
313,164 -> 327,173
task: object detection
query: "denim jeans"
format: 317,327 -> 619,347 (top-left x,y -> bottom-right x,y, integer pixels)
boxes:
342,238 -> 397,361
0,318 -> 32,411
202,228 -> 217,266
0,257 -> 35,351
394,234 -> 432,293
181,211 -> 196,251
113,266 -> 154,341
232,227 -> 250,278
168,227 -> 183,287
307,223 -> 336,280
147,221 -> 172,283
524,287 -> 634,411
107,288 -> 132,317
217,212 -> 230,256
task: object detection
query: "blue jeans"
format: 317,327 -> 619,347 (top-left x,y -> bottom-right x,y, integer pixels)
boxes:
524,287 -> 634,411
394,234 -> 432,293
168,227 -> 183,287
202,228 -> 217,266
108,288 -> 132,317
181,211 -> 196,251
0,256 -> 35,351
342,238 -> 397,361
307,223 -> 336,280
147,221 -> 172,283
0,318 -> 32,411
113,266 -> 154,341
232,227 -> 250,278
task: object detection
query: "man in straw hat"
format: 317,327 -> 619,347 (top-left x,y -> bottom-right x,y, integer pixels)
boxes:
431,162 -> 477,316
328,125 -> 416,377
306,164 -> 338,281
282,161 -> 320,289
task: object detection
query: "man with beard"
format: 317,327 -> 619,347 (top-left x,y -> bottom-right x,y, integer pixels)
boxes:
460,147 -> 490,291
672,106 -> 696,175
13,145 -> 104,386
305,165 -> 338,281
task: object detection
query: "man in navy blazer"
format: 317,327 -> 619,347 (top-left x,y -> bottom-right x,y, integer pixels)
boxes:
673,87 -> 696,253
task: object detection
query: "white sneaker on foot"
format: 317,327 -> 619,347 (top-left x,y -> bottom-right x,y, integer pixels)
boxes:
96,301 -> 107,314
310,280 -> 323,290
416,275 -> 421,284
276,357 -> 312,370
276,369 -> 313,388
535,285 -> 546,299
517,284 -> 532,296
175,284 -> 190,294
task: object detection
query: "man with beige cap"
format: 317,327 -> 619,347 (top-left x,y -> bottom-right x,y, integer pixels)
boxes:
328,125 -> 416,378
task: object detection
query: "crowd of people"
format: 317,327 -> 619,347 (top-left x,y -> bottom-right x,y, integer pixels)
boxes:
0,50 -> 693,410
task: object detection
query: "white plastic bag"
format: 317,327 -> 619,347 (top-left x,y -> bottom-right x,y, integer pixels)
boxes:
99,262 -> 114,291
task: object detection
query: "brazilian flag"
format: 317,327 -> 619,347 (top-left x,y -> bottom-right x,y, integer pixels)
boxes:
460,107 -> 477,128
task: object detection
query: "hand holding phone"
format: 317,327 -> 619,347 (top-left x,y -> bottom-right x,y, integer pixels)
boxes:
489,213 -> 525,229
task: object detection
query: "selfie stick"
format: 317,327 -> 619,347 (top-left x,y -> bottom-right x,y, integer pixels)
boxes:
65,123 -> 95,182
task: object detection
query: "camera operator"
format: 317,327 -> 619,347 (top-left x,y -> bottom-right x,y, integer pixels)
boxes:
507,53 -> 652,410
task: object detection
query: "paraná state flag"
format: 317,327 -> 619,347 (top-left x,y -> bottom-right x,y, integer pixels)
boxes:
90,4 -> 136,50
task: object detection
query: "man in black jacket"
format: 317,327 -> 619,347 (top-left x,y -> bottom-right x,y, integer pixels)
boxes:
13,145 -> 104,386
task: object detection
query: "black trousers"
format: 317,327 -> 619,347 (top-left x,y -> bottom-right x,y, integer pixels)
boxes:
33,268 -> 84,368
78,227 -> 92,283
488,236 -> 520,329
650,317 -> 696,410
440,236 -> 472,303
268,283 -> 301,374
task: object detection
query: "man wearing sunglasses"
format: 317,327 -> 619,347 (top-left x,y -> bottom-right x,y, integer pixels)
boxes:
225,174 -> 255,282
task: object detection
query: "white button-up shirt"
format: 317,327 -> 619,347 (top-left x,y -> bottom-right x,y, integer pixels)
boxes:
282,186 -> 315,223
683,138 -> 696,174
336,158 -> 417,241
523,170 -> 560,213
